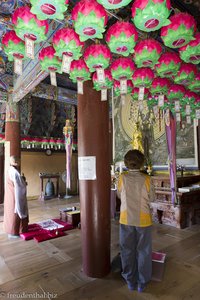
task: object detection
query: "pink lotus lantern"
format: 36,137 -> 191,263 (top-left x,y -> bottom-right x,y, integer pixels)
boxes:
132,67 -> 154,88
39,46 -> 62,73
150,77 -> 171,95
179,33 -> 200,65
69,59 -> 91,94
30,0 -> 69,20
188,73 -> 200,93
105,21 -> 138,57
134,39 -> 162,68
131,87 -> 150,101
93,69 -> 113,91
52,28 -> 84,60
2,30 -> 25,62
110,57 -> 135,81
96,0 -> 132,9
161,13 -> 197,48
182,91 -> 198,105
114,80 -> 133,97
71,0 -> 108,41
131,0 -> 171,32
174,63 -> 197,86
155,52 -> 181,78
12,6 -> 49,43
167,84 -> 186,101
84,44 -> 111,72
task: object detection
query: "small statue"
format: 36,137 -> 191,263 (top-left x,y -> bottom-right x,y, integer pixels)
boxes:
131,122 -> 144,153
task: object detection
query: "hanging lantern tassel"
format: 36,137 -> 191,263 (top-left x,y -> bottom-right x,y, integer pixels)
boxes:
77,80 -> 83,94
176,112 -> 181,122
62,54 -> 72,73
175,100 -> 180,112
50,71 -> 57,86
25,37 -> 35,59
164,109 -> 170,126
186,104 -> 191,116
96,68 -> 105,84
101,88 -> 107,101
158,94 -> 164,107
186,115 -> 191,124
195,109 -> 200,119
14,57 -> 23,75
138,86 -> 145,101
120,79 -> 127,95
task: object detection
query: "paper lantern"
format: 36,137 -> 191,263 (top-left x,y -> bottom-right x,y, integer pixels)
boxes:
179,33 -> 200,65
12,6 -> 49,42
132,67 -> 154,88
110,57 -> 135,81
114,80 -> 133,96
150,77 -> 171,95
131,0 -> 171,32
71,0 -> 108,41
30,0 -> 68,20
161,13 -> 196,48
134,39 -> 162,68
84,44 -> 111,72
146,96 -> 158,108
2,30 -> 25,62
96,0 -> 132,9
39,46 -> 62,73
174,63 -> 197,85
69,59 -> 91,83
167,84 -> 185,101
105,21 -> 138,57
131,87 -> 150,101
188,73 -> 200,93
52,28 -> 84,60
155,52 -> 181,78
93,69 -> 113,91
182,91 -> 198,106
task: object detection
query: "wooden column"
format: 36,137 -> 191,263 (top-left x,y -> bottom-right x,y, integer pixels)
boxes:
78,80 -> 111,278
0,145 -> 4,203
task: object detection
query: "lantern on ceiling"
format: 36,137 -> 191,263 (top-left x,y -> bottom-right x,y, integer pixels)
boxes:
30,0 -> 69,20
155,52 -> 181,78
132,67 -> 154,88
114,80 -> 133,97
105,21 -> 138,57
93,69 -> 113,100
167,84 -> 185,101
134,39 -> 162,68
161,13 -> 197,48
71,0 -> 108,41
131,0 -> 171,32
179,33 -> 200,65
96,0 -> 132,10
12,6 -> 49,59
131,87 -> 150,101
39,46 -> 62,86
188,73 -> 200,93
150,77 -> 171,95
174,63 -> 197,86
69,59 -> 91,94
84,44 -> 111,72
52,28 -> 84,73
182,91 -> 198,106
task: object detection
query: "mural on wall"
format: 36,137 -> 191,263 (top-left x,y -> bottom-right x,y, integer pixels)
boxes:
114,95 -> 196,167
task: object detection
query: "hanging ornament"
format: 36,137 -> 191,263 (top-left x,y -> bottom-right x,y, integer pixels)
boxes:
71,0 -> 108,41
174,63 -> 197,86
69,59 -> 91,94
93,69 -> 113,91
188,73 -> 200,93
134,39 -> 162,68
182,91 -> 198,107
110,57 -> 135,81
179,33 -> 200,65
161,13 -> 197,48
132,67 -> 154,88
84,44 -> 111,73
167,84 -> 185,101
105,21 -> 138,57
131,87 -> 150,101
150,77 -> 171,95
114,80 -> 133,96
39,46 -> 62,86
96,0 -> 132,10
155,52 -> 181,78
2,30 -> 25,62
12,6 -> 49,59
53,28 -> 84,60
30,0 -> 69,20
131,0 -> 171,32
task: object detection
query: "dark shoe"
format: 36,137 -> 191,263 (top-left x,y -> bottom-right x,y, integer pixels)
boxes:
127,283 -> 136,291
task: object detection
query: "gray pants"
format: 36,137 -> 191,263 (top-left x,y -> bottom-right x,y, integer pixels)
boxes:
119,224 -> 152,287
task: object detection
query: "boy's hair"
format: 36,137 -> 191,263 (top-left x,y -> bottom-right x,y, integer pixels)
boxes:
124,150 -> 145,169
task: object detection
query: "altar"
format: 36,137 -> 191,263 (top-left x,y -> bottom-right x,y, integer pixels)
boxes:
151,175 -> 200,229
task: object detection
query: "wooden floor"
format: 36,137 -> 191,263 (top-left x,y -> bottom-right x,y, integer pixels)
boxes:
1,197 -> 200,300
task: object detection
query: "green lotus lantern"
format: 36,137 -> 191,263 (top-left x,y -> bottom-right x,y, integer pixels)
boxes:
96,0 -> 132,10
155,52 -> 181,78
179,33 -> 200,65
30,0 -> 69,20
134,39 -> 162,68
174,63 -> 197,86
84,44 -> 111,72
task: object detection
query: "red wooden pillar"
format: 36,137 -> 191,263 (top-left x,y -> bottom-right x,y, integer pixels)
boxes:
78,80 -> 111,278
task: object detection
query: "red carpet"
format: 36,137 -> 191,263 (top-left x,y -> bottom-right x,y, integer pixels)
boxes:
20,219 -> 74,242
